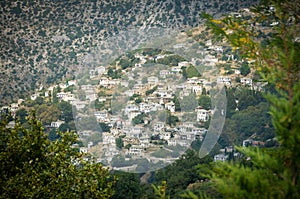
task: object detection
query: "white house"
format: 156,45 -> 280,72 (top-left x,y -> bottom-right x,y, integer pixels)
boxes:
270,21 -> 279,26
241,77 -> 253,86
234,69 -> 241,75
99,77 -> 110,87
85,91 -> 97,101
192,128 -> 207,135
204,55 -> 218,64
67,80 -> 77,86
102,132 -> 115,145
155,89 -> 170,98
176,83 -> 186,90
214,154 -> 228,162
205,39 -> 212,47
214,46 -> 223,53
126,145 -> 143,156
180,89 -> 192,98
182,122 -> 194,128
124,104 -> 140,115
171,66 -> 182,73
151,103 -> 164,112
90,66 -> 106,78
195,107 -> 209,122
133,84 -> 144,90
81,84 -> 94,91
131,126 -> 143,135
108,79 -> 120,86
165,101 -> 175,113
124,90 -> 135,97
139,137 -> 150,148
178,61 -> 190,67
128,111 -> 141,121
160,70 -> 171,78
51,120 -> 64,128
120,80 -> 129,87
80,147 -> 88,153
217,76 -> 231,86
87,141 -> 94,149
31,94 -> 38,101
187,77 -> 198,84
192,85 -> 202,95
10,103 -> 19,112
71,100 -> 88,109
168,139 -> 177,146
160,132 -> 171,140
56,92 -> 68,99
58,92 -> 75,102
154,122 -> 165,132
139,102 -> 151,113
173,43 -> 186,49
94,110 -> 108,122
147,76 -> 159,85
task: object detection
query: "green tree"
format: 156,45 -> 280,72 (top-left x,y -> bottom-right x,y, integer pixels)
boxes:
166,113 -> 179,127
173,95 -> 181,112
93,98 -> 105,110
58,101 -> 74,123
152,181 -> 169,199
115,137 -> 124,149
146,86 -> 158,96
15,108 -> 28,124
35,96 -> 44,105
134,96 -> 143,104
36,104 -> 60,125
107,67 -> 122,79
232,102 -> 274,141
236,88 -> 265,111
155,150 -> 213,198
198,95 -> 211,110
119,58 -> 131,69
112,171 -> 144,199
0,114 -> 114,198
203,0 -> 300,198
99,122 -> 111,132
239,61 -> 251,76
58,122 -> 71,132
132,113 -> 145,125
225,87 -> 237,118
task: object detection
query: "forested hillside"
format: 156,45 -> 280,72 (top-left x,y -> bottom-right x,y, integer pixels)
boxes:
0,0 -> 259,105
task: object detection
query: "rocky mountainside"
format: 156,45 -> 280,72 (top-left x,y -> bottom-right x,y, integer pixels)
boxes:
0,0 -> 259,105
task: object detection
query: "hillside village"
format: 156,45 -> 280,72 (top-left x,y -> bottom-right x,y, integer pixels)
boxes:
1,10 -> 273,171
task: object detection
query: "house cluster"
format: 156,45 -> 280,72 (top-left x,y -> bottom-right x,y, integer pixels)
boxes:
213,146 -> 239,162
213,138 -> 266,163
0,98 -> 24,118
242,139 -> 265,147
201,37 -> 268,91
98,120 -> 208,164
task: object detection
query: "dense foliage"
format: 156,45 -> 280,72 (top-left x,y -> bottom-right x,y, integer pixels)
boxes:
0,113 -> 114,198
203,0 -> 300,198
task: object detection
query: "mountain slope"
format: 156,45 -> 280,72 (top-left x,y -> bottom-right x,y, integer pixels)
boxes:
0,0 -> 259,105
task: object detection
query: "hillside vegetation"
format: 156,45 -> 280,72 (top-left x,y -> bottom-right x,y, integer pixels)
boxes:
0,0 -> 259,105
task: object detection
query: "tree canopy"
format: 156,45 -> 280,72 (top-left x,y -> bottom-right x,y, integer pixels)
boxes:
203,0 -> 300,198
0,113 -> 114,198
